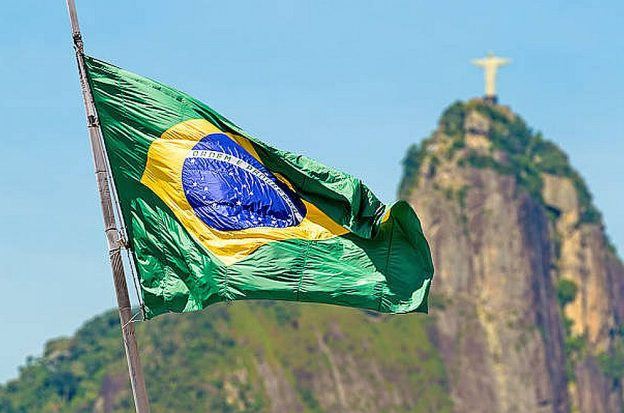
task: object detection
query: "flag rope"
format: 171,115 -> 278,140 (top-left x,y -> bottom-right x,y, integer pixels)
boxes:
121,310 -> 143,330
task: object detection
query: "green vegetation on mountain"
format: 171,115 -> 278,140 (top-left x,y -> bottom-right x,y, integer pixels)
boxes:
556,279 -> 579,308
555,278 -> 587,382
597,328 -> 624,380
0,302 -> 451,413
401,100 -> 602,225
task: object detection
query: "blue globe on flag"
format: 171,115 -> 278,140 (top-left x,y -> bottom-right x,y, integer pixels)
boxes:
182,133 -> 307,231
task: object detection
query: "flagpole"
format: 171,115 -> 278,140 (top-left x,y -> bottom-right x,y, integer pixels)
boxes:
65,1 -> 150,412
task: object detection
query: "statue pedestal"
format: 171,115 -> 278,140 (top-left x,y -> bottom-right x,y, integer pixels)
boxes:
483,95 -> 498,105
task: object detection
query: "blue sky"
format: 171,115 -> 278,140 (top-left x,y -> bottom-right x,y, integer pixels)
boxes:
1,0 -> 622,382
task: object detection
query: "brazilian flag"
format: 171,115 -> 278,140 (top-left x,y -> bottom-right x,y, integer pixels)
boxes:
84,56 -> 434,319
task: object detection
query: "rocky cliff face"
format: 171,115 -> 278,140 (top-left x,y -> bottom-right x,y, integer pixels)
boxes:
400,99 -> 624,413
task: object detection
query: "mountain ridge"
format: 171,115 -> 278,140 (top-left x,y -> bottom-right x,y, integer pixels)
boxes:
0,303 -> 451,412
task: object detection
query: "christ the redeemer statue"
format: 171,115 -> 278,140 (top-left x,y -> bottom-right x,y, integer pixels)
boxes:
472,52 -> 510,103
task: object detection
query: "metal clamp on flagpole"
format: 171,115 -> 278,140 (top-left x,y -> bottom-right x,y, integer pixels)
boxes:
65,1 -> 151,412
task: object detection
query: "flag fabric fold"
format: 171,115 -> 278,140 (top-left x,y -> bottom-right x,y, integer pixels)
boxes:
84,55 -> 434,319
